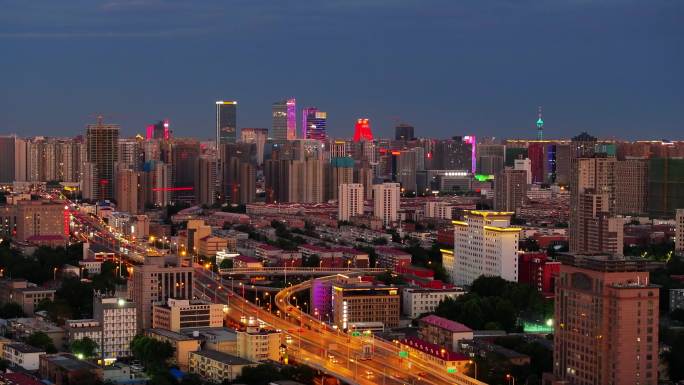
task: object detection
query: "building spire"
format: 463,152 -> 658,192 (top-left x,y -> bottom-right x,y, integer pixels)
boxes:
536,106 -> 544,140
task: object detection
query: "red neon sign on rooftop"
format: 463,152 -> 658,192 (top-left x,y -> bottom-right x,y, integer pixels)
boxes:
353,118 -> 373,142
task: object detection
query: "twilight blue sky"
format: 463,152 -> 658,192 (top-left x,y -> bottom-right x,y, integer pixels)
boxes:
1,0 -> 682,140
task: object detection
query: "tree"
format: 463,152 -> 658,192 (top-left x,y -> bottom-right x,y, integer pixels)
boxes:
71,337 -> 99,359
0,302 -> 25,319
56,277 -> 93,319
130,335 -> 174,373
666,332 -> 684,381
44,298 -> 75,325
219,259 -> 233,269
26,331 -> 57,353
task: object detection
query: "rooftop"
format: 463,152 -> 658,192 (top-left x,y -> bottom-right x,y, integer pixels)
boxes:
190,349 -> 254,366
6,343 -> 45,354
147,328 -> 196,341
42,353 -> 101,371
556,253 -> 665,272
420,315 -> 472,333
401,337 -> 469,361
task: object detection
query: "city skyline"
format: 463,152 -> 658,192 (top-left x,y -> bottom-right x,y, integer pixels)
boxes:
1,1 -> 682,139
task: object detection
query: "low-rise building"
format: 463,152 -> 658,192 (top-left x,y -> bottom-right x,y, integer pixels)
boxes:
188,350 -> 256,383
5,317 -> 64,349
3,342 -> 45,370
0,279 -> 56,315
78,259 -> 103,276
237,327 -> 281,362
671,288 -> 684,312
517,252 -> 560,298
39,353 -> 103,385
400,337 -> 470,374
103,362 -> 149,385
145,328 -> 200,370
152,299 -> 225,332
187,328 -> 237,355
198,236 -> 228,257
418,315 -> 473,352
93,296 -> 137,362
331,277 -> 400,330
401,288 -> 464,319
234,255 -> 263,269
65,319 -> 101,350
375,247 -> 412,269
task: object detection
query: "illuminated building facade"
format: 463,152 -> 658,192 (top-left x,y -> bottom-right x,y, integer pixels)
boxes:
331,277 -> 400,330
86,117 -> 119,200
302,107 -> 327,141
272,99 -> 296,141
451,211 -> 520,286
353,118 -> 373,142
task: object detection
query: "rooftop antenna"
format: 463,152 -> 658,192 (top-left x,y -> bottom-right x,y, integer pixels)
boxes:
536,106 -> 544,140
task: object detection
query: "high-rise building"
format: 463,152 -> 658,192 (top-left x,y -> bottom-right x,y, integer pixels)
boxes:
338,183 -> 364,221
146,120 -> 170,141
676,209 -> 684,255
328,157 -> 354,201
271,99 -> 296,141
152,299 -> 224,332
569,154 -> 623,255
372,183 -> 400,227
143,160 -> 172,208
395,124 -> 415,141
393,150 -> 417,193
433,137 -> 473,172
216,101 -> 237,148
196,156 -> 217,206
494,168 -> 528,212
513,158 -> 532,185
118,138 -> 143,171
93,295 -> 137,362
240,128 -> 268,165
551,254 -> 660,385
353,118 -> 374,142
450,211 -> 520,286
615,158 -> 648,216
647,158 -> 684,218
302,107 -> 327,141
172,139 -> 200,204
128,256 -> 193,332
115,168 -> 140,214
476,144 -> 505,176
14,137 -> 27,182
330,140 -> 348,159
0,136 -> 16,183
86,117 -> 120,200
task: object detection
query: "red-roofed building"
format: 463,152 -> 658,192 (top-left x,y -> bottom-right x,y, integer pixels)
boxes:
298,244 -> 344,267
0,372 -> 44,385
418,315 -> 473,352
375,247 -> 412,269
396,265 -> 454,289
400,337 -> 470,374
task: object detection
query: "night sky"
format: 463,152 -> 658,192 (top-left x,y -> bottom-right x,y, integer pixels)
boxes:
1,0 -> 682,140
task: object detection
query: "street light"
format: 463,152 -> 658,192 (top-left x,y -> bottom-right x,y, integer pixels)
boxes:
468,359 -> 478,379
506,374 -> 516,385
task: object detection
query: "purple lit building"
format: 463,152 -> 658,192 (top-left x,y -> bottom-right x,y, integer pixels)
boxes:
272,98 -> 297,141
302,107 -> 328,141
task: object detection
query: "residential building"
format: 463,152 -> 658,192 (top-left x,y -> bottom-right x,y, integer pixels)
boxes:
513,158 -> 532,185
615,158 -> 648,215
648,158 -> 684,218
145,328 -> 200,370
375,247 -> 412,269
4,343 -> 45,370
372,183 -> 400,227
424,201 -> 454,220
196,155 -> 217,206
338,183 -> 364,221
401,288 -> 463,319
395,124 -> 415,141
451,211 -> 521,286
494,168 -> 528,212
115,168 -> 140,214
152,299 -> 225,332
399,337 -> 470,374
198,236 -> 228,257
188,350 -> 256,382
0,201 -> 67,243
65,319 -> 101,350
418,315 -> 474,352
93,296 -> 137,361
236,327 -> 281,362
129,256 -> 193,331
331,277 -> 400,330
552,254 -> 661,385
240,128 -> 268,165
5,318 -> 64,348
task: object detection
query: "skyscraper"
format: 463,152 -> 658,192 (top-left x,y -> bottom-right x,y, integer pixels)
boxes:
271,99 -> 296,141
195,155 -> 217,206
302,107 -> 327,141
393,150 -> 417,193
615,158 -> 648,216
116,168 -> 140,214
395,124 -> 415,141
338,183 -> 364,221
551,254 -> 660,385
146,120 -> 170,141
372,183 -> 400,227
240,128 -> 268,165
86,116 -> 120,201
327,157 -> 354,201
171,139 -> 200,204
216,101 -> 237,148
353,118 -> 373,142
476,144 -> 505,176
647,158 -> 684,218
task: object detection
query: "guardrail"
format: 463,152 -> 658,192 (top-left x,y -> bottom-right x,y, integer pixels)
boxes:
219,267 -> 387,275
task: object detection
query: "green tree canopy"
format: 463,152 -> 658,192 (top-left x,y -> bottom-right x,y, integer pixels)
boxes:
0,302 -> 25,319
130,335 -> 174,373
71,337 -> 99,359
26,331 -> 57,353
